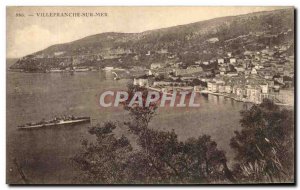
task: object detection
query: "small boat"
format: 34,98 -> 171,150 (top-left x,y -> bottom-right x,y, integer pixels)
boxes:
74,67 -> 89,72
112,72 -> 120,80
18,116 -> 91,130
49,68 -> 64,73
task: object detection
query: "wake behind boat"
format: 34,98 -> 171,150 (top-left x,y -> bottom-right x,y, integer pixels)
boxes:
18,116 -> 91,130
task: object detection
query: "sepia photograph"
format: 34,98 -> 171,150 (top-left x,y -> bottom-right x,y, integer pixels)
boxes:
6,6 -> 295,184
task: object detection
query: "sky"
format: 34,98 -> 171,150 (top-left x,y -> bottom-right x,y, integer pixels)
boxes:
7,6 -> 288,58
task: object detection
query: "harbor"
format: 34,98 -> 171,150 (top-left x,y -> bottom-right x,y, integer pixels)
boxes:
7,69 -> 244,183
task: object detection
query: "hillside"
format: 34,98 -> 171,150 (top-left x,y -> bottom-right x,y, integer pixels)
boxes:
11,8 -> 294,71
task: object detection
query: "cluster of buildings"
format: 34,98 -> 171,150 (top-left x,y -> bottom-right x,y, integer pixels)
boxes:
206,78 -> 277,104
13,28 -> 294,106
133,43 -> 294,105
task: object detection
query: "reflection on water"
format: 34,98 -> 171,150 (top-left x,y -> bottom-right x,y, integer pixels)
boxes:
7,71 -> 244,184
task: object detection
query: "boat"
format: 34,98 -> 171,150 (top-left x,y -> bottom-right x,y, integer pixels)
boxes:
49,68 -> 64,72
103,67 -> 114,71
17,116 -> 91,130
74,67 -> 89,72
112,72 -> 120,80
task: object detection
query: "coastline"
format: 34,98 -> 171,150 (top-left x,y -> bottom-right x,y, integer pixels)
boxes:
145,86 -> 293,108
199,90 -> 293,108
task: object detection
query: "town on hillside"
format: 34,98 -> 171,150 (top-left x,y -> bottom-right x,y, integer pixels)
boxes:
133,43 -> 294,106
10,35 -> 294,106
9,10 -> 294,106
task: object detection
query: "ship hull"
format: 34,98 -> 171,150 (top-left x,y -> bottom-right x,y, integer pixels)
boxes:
18,117 -> 90,130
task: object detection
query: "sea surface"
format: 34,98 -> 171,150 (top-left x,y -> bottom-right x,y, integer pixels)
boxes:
6,60 -> 245,184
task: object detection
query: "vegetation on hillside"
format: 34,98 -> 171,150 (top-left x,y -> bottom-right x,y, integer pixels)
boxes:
72,86 -> 294,184
230,99 -> 294,183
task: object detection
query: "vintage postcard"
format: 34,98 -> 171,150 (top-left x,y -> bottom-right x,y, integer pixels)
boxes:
6,6 -> 295,184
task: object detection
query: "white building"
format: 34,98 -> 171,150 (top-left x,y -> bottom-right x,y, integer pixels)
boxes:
54,51 -> 65,56
260,84 -> 269,94
227,72 -> 238,77
153,81 -> 184,87
207,37 -> 219,43
224,85 -> 232,93
235,66 -> 245,73
103,67 -> 114,71
207,82 -> 218,93
133,78 -> 149,87
246,86 -> 261,104
251,68 -> 258,75
173,67 -> 203,76
218,85 -> 225,93
230,58 -> 237,64
236,87 -> 244,98
217,59 -> 224,64
150,63 -> 162,70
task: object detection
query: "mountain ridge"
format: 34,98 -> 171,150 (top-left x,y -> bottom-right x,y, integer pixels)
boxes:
12,8 -> 294,71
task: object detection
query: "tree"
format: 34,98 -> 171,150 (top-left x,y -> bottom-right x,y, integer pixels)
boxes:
72,122 -> 133,184
124,85 -> 235,183
190,78 -> 201,86
230,99 -> 294,183
72,85 -> 234,184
